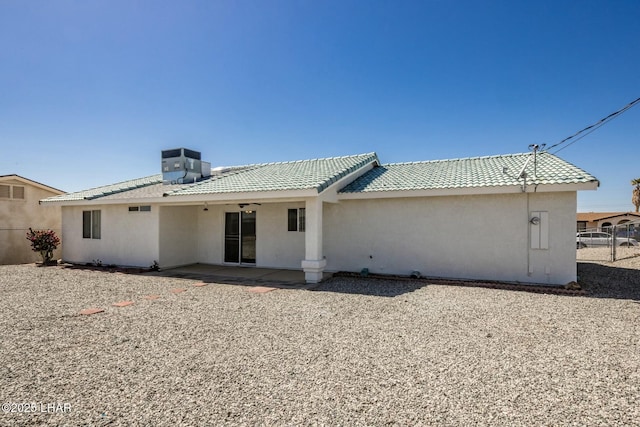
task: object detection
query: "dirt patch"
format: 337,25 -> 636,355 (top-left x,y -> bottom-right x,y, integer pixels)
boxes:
578,257 -> 640,300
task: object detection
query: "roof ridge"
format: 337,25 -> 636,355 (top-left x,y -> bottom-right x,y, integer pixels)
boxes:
341,151 -> 598,194
72,173 -> 162,194
380,152 -> 532,166
231,152 -> 378,168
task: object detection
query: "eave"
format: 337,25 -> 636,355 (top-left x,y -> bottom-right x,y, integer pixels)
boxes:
338,181 -> 599,200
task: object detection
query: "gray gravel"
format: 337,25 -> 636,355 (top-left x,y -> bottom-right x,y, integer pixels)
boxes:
1,263 -> 639,426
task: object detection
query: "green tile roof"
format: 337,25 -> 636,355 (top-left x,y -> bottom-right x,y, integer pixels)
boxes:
339,152 -> 598,193
43,174 -> 163,202
164,153 -> 379,196
42,153 -> 380,203
41,151 -> 597,204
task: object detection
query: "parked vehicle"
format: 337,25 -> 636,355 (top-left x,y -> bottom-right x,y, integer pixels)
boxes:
576,232 -> 639,248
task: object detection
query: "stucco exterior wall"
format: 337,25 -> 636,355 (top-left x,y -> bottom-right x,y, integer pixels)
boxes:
61,205 -> 159,267
159,205 -> 198,268
255,203 -> 306,269
196,205 -> 224,265
0,179 -> 62,264
324,192 -> 577,285
194,203 -> 306,269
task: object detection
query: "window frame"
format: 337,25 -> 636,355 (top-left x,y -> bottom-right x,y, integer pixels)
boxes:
12,185 -> 25,199
128,205 -> 151,212
287,208 -> 306,232
0,184 -> 25,200
83,210 -> 101,239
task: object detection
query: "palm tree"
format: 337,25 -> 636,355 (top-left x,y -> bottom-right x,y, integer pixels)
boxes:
633,178 -> 640,212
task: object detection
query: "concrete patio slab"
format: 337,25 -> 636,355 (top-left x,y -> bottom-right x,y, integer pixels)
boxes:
152,263 -> 332,288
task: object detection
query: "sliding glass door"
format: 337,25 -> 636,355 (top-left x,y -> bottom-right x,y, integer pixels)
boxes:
224,211 -> 256,264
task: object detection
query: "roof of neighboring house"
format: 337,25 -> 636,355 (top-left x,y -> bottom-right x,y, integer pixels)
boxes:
42,153 -> 379,203
340,152 -> 598,193
577,212 -> 640,222
0,174 -> 64,194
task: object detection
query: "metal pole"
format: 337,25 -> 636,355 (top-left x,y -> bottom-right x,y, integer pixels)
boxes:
612,224 -> 616,261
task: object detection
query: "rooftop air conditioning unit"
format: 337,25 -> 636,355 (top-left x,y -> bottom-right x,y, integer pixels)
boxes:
161,148 -> 211,184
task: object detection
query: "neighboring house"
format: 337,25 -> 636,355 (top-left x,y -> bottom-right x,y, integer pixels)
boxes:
576,212 -> 640,232
41,149 -> 599,285
0,175 -> 64,264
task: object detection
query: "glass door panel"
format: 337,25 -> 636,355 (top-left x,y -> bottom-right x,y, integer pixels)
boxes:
241,211 -> 256,264
224,212 -> 240,263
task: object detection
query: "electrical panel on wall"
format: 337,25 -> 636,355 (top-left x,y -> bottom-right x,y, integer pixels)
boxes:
530,211 -> 549,250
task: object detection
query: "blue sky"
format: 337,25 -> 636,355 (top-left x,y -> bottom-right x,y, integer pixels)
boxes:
1,0 -> 638,211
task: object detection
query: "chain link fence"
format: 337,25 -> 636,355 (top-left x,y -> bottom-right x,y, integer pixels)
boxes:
576,220 -> 640,262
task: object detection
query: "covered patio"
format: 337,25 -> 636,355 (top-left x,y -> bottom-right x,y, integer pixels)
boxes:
148,263 -> 333,288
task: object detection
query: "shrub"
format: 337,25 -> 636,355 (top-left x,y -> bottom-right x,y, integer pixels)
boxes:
26,228 -> 61,265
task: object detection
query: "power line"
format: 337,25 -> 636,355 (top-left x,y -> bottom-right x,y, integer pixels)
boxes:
545,96 -> 640,154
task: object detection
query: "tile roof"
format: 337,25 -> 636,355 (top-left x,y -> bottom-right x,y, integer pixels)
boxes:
340,152 -> 598,193
163,153 -> 379,196
43,174 -> 164,202
42,153 -> 379,203
577,212 -> 640,222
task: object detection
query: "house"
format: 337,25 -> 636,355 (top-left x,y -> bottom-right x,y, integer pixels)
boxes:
0,175 -> 64,264
576,212 -> 640,232
41,149 -> 599,285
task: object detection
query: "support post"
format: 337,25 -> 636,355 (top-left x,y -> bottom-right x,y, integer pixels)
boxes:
301,198 -> 326,283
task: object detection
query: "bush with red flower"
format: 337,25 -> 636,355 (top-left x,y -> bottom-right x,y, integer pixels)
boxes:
26,228 -> 61,265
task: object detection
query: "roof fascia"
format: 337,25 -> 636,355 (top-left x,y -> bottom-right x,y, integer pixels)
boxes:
338,181 -> 599,200
1,175 -> 64,194
43,188 -> 320,206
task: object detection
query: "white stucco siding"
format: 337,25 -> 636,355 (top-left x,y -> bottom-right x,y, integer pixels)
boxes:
256,203 -> 306,269
196,205 -> 224,265
61,205 -> 159,267
527,191 -> 577,284
158,206 -> 198,268
194,203 -> 305,269
324,191 -> 577,285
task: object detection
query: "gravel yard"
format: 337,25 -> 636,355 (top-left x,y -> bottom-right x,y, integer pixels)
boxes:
1,262 -> 639,426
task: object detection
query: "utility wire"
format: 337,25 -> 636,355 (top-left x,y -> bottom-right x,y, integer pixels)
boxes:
545,96 -> 640,154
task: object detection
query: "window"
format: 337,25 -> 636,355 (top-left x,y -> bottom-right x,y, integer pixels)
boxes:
83,210 -> 101,239
12,186 -> 24,199
288,208 -> 305,232
0,185 -> 26,199
128,205 -> 151,212
298,208 -> 305,232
